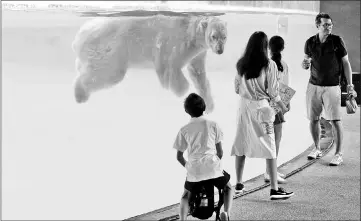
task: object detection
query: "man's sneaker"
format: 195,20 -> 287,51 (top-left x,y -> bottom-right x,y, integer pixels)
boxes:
307,148 -> 323,160
329,153 -> 343,166
264,173 -> 287,184
278,172 -> 285,178
235,183 -> 245,194
270,187 -> 294,200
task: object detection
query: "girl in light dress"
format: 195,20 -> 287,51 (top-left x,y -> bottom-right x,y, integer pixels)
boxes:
263,35 -> 291,183
231,31 -> 294,200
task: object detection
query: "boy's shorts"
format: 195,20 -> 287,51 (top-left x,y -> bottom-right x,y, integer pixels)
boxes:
184,170 -> 231,193
306,83 -> 341,121
274,111 -> 285,125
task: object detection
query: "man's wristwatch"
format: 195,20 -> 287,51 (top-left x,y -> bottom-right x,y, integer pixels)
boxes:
347,84 -> 354,91
347,84 -> 357,97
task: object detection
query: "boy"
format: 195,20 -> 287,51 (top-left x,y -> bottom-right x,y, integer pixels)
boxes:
173,93 -> 233,221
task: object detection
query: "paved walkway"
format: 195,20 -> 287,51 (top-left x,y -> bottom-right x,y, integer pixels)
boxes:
227,115 -> 360,220
128,109 -> 360,220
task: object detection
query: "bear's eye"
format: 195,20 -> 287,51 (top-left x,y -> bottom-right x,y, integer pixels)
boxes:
212,35 -> 216,40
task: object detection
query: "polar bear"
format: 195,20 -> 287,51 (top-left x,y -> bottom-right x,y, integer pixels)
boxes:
72,15 -> 227,112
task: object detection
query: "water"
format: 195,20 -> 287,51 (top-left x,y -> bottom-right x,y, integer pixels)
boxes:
2,8 -> 316,220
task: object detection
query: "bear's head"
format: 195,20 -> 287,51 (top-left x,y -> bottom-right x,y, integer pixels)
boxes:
198,17 -> 227,55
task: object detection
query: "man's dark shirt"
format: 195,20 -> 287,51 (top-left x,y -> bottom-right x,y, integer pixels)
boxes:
304,34 -> 347,86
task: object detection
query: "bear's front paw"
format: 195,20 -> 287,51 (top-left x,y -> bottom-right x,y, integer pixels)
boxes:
169,76 -> 189,97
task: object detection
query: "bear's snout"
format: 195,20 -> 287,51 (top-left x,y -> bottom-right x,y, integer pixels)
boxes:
215,44 -> 224,54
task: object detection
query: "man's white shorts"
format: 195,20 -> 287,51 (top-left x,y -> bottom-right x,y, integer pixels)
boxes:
306,83 -> 341,121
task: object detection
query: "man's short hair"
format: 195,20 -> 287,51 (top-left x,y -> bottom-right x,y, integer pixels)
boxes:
184,93 -> 206,118
315,12 -> 333,27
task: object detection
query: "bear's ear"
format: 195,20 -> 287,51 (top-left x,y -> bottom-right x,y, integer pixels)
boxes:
197,19 -> 208,33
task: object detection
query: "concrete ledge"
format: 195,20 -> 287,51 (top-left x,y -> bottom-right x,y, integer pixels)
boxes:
126,118 -> 334,221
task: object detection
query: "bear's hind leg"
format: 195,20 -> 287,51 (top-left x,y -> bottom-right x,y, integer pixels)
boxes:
73,66 -> 128,103
73,33 -> 130,103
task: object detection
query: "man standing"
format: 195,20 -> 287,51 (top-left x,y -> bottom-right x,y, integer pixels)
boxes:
301,12 -> 357,166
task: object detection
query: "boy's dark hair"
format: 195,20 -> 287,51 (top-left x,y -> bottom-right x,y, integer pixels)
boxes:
315,12 -> 333,27
269,35 -> 285,72
184,93 -> 206,118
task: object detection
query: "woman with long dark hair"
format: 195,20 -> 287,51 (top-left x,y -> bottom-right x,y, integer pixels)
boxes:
231,31 -> 293,200
263,35 -> 290,183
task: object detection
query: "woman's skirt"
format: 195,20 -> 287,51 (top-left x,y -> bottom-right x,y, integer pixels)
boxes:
231,97 -> 277,159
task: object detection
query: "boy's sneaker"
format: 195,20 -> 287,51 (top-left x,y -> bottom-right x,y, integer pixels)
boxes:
307,148 -> 323,160
270,187 -> 294,200
329,153 -> 343,166
235,183 -> 245,194
264,173 -> 287,184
